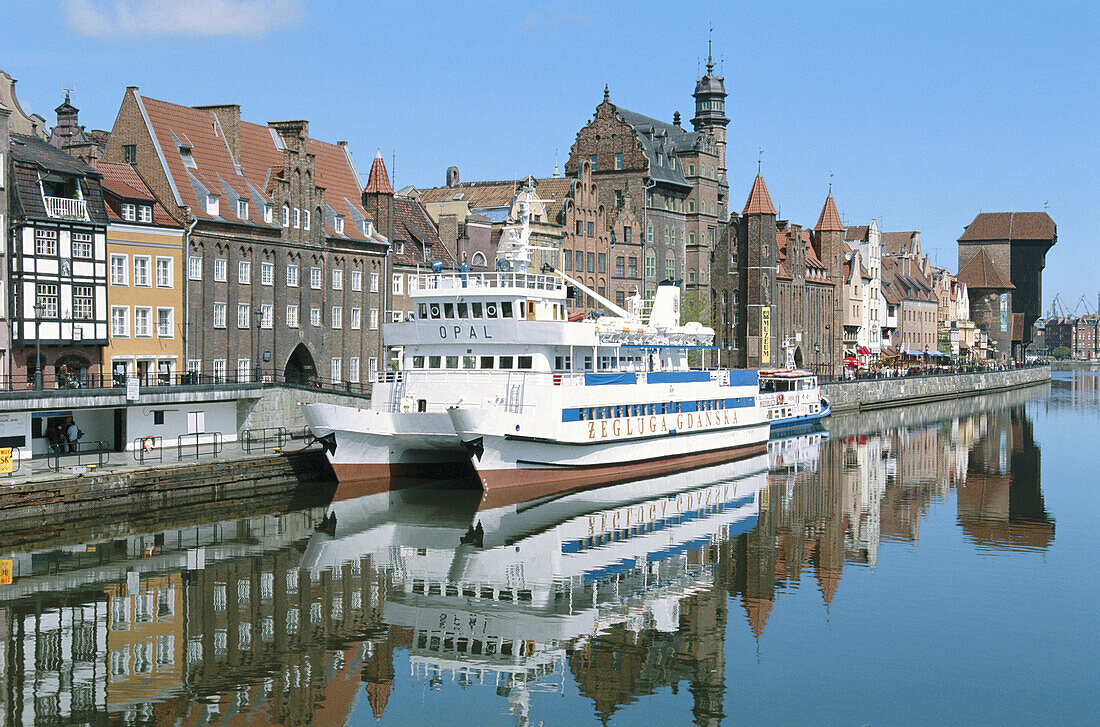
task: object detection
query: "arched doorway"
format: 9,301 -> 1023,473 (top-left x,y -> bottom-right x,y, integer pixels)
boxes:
55,354 -> 91,388
793,346 -> 804,369
284,343 -> 316,385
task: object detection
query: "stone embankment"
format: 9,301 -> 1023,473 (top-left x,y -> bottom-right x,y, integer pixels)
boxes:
822,365 -> 1051,413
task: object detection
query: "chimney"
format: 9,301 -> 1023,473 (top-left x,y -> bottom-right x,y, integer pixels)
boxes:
268,120 -> 309,153
446,166 -> 459,188
195,104 -> 241,164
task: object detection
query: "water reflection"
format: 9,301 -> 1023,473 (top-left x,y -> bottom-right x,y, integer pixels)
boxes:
0,383 -> 1055,726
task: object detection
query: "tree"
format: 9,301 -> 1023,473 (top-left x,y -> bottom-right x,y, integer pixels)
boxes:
680,291 -> 713,368
1052,345 -> 1072,359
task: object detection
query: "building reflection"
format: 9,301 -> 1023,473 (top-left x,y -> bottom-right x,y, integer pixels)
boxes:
0,388 -> 1053,726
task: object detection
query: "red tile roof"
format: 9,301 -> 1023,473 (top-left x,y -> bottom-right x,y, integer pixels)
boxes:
958,212 -> 1055,242
814,194 -> 844,232
97,160 -> 179,227
742,174 -> 776,216
956,248 -> 1014,290
845,225 -> 869,241
364,151 -> 394,195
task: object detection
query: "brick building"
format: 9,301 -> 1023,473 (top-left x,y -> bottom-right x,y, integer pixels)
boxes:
103,89 -> 390,386
881,256 -> 939,358
955,247 -> 1014,360
774,219 -> 836,372
958,212 -> 1056,360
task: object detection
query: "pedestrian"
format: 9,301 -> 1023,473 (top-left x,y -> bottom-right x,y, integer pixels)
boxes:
65,417 -> 81,453
56,363 -> 69,389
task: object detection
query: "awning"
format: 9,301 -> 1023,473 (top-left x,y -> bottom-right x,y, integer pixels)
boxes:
843,357 -> 860,366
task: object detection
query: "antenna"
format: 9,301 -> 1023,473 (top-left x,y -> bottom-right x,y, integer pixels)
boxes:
391,150 -> 396,190
757,147 -> 763,174
61,84 -> 76,101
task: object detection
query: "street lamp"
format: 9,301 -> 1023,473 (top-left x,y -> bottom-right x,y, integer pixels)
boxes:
32,302 -> 44,390
254,306 -> 263,383
814,342 -> 821,376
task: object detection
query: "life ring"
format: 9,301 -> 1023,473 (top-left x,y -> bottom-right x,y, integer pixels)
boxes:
141,435 -> 156,452
777,394 -> 785,404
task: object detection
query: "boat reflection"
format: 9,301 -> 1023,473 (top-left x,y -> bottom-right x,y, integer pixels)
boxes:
0,385 -> 1054,726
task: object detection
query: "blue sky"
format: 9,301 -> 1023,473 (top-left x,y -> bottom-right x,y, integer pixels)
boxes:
4,0 -> 1096,311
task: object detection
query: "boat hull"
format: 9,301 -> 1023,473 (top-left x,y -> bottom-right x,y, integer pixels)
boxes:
769,398 -> 832,434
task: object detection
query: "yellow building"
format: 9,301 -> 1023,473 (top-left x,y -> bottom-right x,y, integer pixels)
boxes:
98,162 -> 184,383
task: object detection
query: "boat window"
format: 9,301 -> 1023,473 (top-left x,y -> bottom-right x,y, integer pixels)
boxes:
583,356 -> 593,371
418,303 -> 428,319
480,356 -> 494,369
443,303 -> 455,319
499,356 -> 514,369
462,356 -> 476,369
429,303 -> 441,319
446,356 -> 459,369
518,355 -> 533,369
457,302 -> 469,318
428,356 -> 442,368
501,301 -> 513,318
485,302 -> 498,318
412,356 -> 425,368
471,302 -> 483,318
578,408 -> 588,420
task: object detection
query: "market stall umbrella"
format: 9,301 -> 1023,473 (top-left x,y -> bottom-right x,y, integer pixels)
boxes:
843,356 -> 861,367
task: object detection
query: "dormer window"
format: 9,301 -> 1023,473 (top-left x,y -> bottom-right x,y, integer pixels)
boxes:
263,203 -> 273,224
122,203 -> 137,221
205,193 -> 219,216
179,146 -> 197,169
237,198 -> 248,220
363,220 -> 372,236
657,153 -> 664,167
334,215 -> 344,234
139,205 -> 152,223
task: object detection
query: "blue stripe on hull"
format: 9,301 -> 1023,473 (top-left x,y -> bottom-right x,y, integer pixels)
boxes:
769,400 -> 832,433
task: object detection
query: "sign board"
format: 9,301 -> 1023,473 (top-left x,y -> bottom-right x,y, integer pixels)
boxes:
0,560 -> 12,586
0,448 -> 11,474
126,377 -> 140,402
1000,293 -> 1009,332
760,308 -> 772,364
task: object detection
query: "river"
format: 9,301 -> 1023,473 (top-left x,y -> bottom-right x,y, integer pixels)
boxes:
1,375 -> 1095,726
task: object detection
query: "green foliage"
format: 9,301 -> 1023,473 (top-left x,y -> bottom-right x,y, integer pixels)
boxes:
680,290 -> 712,327
1052,346 -> 1072,359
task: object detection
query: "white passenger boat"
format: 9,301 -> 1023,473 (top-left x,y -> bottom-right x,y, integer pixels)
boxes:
301,187 -> 769,498
758,369 -> 831,433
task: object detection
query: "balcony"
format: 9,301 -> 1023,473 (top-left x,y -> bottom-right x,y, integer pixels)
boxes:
44,196 -> 88,220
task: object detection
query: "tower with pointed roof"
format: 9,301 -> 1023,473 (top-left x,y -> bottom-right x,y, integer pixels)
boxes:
814,192 -> 845,374
691,40 -> 729,193
741,173 -> 778,367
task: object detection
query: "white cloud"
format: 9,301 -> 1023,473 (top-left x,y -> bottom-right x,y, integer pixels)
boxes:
64,0 -> 306,38
520,5 -> 591,33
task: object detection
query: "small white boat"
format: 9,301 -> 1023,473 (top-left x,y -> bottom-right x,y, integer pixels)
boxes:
758,369 -> 831,433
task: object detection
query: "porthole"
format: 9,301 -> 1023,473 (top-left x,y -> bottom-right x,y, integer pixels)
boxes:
486,304 -> 497,317
430,304 -> 440,318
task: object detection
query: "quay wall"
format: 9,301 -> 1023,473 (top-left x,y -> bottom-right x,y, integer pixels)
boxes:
238,385 -> 370,435
822,365 -> 1051,413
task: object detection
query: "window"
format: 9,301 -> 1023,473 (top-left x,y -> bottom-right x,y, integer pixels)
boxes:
134,256 -> 151,286
615,256 -> 624,277
286,263 -> 299,287
213,302 -> 226,328
587,252 -> 595,273
351,270 -> 362,291
331,306 -> 343,328
205,194 -> 219,216
589,154 -> 597,171
392,273 -> 403,295
36,229 -> 58,256
212,359 -> 226,382
614,152 -> 623,170
576,220 -> 583,236
628,257 -> 638,278
368,357 -> 378,382
282,204 -> 289,227
261,261 -> 274,285
598,253 -> 606,273
293,208 -> 300,229
238,260 -> 251,284
303,209 -> 310,230
237,198 -> 248,220
123,144 -> 137,163
689,163 -> 696,176
391,310 -> 402,323
332,269 -> 343,290
349,357 -> 360,383
645,254 -> 656,279
657,153 -> 663,166
135,306 -> 152,337
258,303 -> 272,329
263,203 -> 273,224
111,306 -> 129,337
331,358 -> 342,382
370,272 -> 379,292
111,254 -> 128,285
351,308 -> 361,329
587,221 -> 595,237
156,257 -> 172,287
310,308 -> 321,327
188,255 -> 202,280
122,203 -> 137,221
237,304 -> 250,328
73,286 -> 94,319
71,232 -> 93,259
310,267 -> 322,289
334,215 -> 344,234
646,224 -> 653,243
362,220 -> 372,236
616,290 -> 625,308
238,359 -> 251,382
214,258 -> 227,282
564,250 -> 572,271
688,200 -> 696,213
370,308 -> 378,330
286,305 -> 299,328
157,308 -> 173,337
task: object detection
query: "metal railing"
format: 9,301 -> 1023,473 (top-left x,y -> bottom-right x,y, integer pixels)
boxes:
409,270 -> 564,294
46,440 -> 110,472
241,427 -> 289,453
132,435 -> 164,464
43,195 -> 88,220
0,369 -> 374,397
176,431 -> 223,460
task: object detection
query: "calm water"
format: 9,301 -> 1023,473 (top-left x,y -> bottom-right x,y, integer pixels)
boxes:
2,374 -> 1097,726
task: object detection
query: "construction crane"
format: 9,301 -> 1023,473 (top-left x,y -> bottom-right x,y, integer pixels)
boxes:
1048,293 -> 1070,318
1074,294 -> 1095,316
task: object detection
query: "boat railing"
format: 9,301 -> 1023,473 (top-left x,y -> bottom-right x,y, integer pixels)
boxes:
408,271 -> 565,295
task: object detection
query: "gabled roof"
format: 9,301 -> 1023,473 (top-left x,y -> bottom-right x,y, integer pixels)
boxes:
742,174 -> 776,215
882,231 -> 919,255
814,194 -> 844,232
98,161 -> 178,226
611,105 -> 694,188
956,248 -> 1015,290
419,176 -> 573,218
390,196 -> 456,268
9,132 -> 97,176
958,212 -> 1055,242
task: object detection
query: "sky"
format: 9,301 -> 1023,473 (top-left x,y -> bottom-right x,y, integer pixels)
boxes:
3,0 -> 1096,312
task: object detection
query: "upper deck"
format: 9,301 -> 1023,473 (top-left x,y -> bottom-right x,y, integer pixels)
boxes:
409,271 -> 567,300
